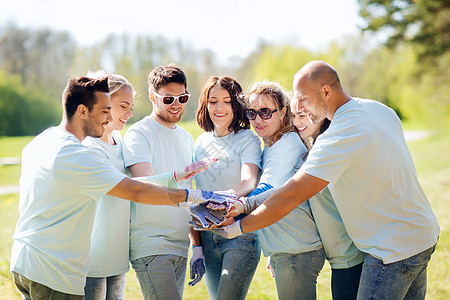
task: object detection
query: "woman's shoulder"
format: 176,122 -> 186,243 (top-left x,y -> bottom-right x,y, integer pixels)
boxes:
278,132 -> 302,146
236,128 -> 259,139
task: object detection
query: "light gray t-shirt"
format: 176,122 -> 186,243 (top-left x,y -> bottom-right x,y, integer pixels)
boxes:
194,129 -> 262,191
83,131 -> 130,277
123,117 -> 193,260
301,98 -> 439,263
11,127 -> 126,295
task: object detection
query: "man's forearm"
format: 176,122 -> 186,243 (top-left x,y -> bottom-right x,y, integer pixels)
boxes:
240,172 -> 328,233
108,177 -> 186,206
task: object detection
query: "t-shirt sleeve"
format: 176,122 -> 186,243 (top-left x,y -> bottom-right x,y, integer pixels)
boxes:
65,149 -> 126,201
260,134 -> 306,187
239,131 -> 262,168
300,127 -> 364,184
123,127 -> 152,167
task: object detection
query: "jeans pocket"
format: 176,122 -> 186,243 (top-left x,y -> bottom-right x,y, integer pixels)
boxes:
29,281 -> 51,300
401,247 -> 433,280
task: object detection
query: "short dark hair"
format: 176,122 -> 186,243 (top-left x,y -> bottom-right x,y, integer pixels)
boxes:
148,64 -> 187,92
196,76 -> 250,133
62,76 -> 109,120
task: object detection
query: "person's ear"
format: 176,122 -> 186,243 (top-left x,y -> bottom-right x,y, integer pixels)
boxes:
280,106 -> 287,118
77,104 -> 89,120
149,91 -> 156,104
322,85 -> 332,100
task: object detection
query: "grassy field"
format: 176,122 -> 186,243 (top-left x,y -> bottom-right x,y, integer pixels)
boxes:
0,122 -> 449,299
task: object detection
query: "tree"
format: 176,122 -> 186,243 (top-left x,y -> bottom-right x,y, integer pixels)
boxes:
358,0 -> 450,60
0,24 -> 76,99
0,70 -> 60,136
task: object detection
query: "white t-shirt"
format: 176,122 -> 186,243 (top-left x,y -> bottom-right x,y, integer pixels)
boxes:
257,132 -> 323,256
83,131 -> 130,277
123,116 -> 193,260
10,127 -> 126,295
301,98 -> 440,263
194,129 -> 261,191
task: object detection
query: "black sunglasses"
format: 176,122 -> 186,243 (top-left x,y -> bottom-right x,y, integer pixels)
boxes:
245,108 -> 278,120
153,91 -> 190,105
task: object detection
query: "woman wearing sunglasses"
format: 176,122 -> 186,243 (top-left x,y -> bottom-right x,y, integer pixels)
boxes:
245,81 -> 325,300
193,76 -> 262,300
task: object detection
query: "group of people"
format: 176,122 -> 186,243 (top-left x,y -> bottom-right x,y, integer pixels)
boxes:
10,61 -> 439,300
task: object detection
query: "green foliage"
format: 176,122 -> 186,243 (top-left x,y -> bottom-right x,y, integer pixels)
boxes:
251,44 -> 317,91
358,0 -> 450,60
0,70 -> 60,136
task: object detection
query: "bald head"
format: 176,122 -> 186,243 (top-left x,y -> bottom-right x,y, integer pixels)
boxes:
292,60 -> 350,121
294,60 -> 341,89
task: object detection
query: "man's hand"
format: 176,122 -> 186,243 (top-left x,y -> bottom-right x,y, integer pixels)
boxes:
223,198 -> 245,218
192,220 -> 243,239
188,246 -> 205,286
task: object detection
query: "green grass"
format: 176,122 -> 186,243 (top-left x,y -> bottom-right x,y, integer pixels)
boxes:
0,124 -> 449,299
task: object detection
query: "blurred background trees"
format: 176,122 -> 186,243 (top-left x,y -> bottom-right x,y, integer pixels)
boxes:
0,0 -> 449,136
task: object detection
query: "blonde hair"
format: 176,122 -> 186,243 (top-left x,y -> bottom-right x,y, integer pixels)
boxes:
86,70 -> 136,96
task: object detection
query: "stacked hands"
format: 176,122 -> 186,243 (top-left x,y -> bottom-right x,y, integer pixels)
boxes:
184,190 -> 248,239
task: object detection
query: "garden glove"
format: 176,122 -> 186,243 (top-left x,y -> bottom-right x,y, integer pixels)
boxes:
174,158 -> 218,182
188,246 -> 205,286
189,202 -> 229,227
181,189 -> 237,206
192,220 -> 243,239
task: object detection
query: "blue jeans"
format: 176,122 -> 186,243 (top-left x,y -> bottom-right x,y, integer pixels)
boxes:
84,274 -> 126,300
12,271 -> 83,300
201,231 -> 261,300
357,244 -> 436,300
270,247 -> 326,300
331,263 -> 363,300
130,254 -> 187,300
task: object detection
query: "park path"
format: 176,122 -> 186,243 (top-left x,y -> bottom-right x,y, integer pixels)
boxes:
0,130 -> 431,196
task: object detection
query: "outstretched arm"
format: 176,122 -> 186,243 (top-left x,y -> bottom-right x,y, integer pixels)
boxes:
240,172 -> 328,233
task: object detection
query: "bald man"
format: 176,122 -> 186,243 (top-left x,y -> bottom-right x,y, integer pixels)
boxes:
215,61 -> 439,299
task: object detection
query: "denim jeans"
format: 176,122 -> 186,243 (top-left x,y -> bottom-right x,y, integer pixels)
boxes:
201,231 -> 261,300
130,254 -> 187,300
331,263 -> 363,300
357,244 -> 436,300
270,247 -> 326,300
12,271 -> 83,300
84,274 -> 126,300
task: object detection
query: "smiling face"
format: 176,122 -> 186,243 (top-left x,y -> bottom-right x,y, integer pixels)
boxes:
291,107 -> 321,140
109,86 -> 134,131
292,75 -> 328,124
83,91 -> 112,138
151,82 -> 186,128
207,86 -> 234,136
248,93 -> 285,143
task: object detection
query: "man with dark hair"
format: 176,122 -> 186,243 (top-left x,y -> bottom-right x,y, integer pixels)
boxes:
123,64 -> 196,299
10,75 -> 230,299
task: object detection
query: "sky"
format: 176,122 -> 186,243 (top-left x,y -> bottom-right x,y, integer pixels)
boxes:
1,0 -> 365,61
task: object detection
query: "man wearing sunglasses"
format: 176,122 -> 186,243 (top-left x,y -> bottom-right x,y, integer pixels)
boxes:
123,64 -> 195,299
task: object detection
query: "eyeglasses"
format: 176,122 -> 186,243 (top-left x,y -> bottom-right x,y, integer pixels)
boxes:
153,91 -> 190,105
245,108 -> 278,120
